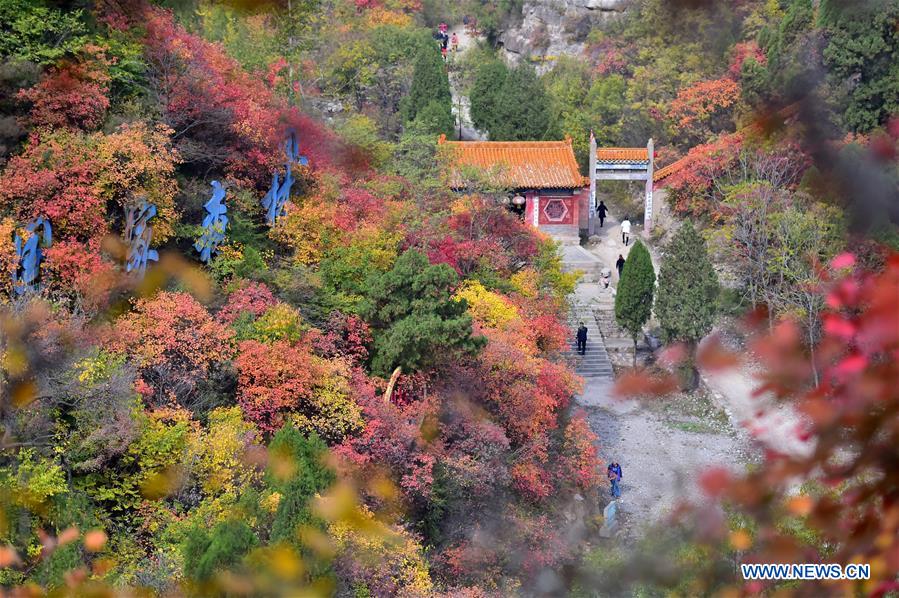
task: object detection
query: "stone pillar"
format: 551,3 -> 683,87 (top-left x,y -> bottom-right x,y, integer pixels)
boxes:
533,194 -> 540,228
643,138 -> 654,236
588,132 -> 597,237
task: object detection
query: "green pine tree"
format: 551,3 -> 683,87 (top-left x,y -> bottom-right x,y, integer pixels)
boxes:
402,42 -> 453,135
360,249 -> 485,376
492,64 -> 555,141
614,241 -> 656,366
469,58 -> 509,134
655,221 -> 720,388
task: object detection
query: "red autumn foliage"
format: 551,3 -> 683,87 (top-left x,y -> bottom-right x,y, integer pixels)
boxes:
235,338 -> 324,433
0,132 -> 108,243
555,410 -> 602,492
107,291 -> 235,405
217,281 -> 279,324
667,77 -> 741,142
663,132 -> 744,218
138,6 -> 351,187
728,41 -> 766,80
310,311 -> 373,367
335,392 -> 438,502
42,239 -> 116,307
17,46 -> 111,131
649,254 -> 899,594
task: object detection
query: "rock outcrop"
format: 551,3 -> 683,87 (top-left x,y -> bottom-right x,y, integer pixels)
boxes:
499,0 -> 629,72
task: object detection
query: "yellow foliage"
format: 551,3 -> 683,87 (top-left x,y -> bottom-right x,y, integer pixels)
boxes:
0,218 -> 18,301
328,503 -> 433,596
454,280 -> 519,329
365,9 -> 413,28
270,199 -> 340,265
510,268 -> 539,298
288,361 -> 364,444
188,407 -> 260,495
253,303 -> 305,342
94,122 -> 180,243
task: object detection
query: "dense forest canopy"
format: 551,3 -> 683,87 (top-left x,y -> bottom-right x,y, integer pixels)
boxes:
0,0 -> 897,595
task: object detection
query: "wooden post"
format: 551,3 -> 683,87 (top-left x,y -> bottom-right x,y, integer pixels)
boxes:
588,131 -> 597,237
643,138 -> 654,235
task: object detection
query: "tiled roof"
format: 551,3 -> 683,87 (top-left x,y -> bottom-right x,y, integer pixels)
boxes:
596,147 -> 649,163
653,157 -> 689,182
439,136 -> 586,189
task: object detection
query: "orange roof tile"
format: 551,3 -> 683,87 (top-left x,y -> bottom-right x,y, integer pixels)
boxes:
596,147 -> 649,163
653,156 -> 691,182
439,136 -> 586,189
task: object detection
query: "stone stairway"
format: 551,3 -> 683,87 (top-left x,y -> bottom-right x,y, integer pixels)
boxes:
594,288 -> 645,366
567,302 -> 614,379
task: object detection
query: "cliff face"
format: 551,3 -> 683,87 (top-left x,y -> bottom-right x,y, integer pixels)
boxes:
499,0 -> 629,71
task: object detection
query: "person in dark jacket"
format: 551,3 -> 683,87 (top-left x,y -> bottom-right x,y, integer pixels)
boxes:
607,462 -> 622,498
597,201 -> 608,228
615,254 -> 625,279
576,322 -> 588,355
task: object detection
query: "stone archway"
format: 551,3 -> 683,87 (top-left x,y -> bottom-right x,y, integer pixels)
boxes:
588,135 -> 655,236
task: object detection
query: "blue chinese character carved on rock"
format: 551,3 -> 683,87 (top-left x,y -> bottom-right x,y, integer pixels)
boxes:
12,217 -> 52,296
260,130 -> 309,226
125,201 -> 159,275
195,180 -> 228,263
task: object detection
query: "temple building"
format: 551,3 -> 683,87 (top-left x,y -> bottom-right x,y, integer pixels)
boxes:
439,135 -> 589,240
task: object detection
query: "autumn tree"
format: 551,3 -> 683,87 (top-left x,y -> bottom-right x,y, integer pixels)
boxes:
109,291 -> 235,408
359,249 -> 485,376
654,221 -> 719,388
614,241 -> 655,366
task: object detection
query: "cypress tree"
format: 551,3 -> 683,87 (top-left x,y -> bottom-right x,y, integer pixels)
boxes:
655,221 -> 719,388
403,42 -> 452,133
469,58 -> 509,134
614,240 -> 656,366
493,64 -> 554,140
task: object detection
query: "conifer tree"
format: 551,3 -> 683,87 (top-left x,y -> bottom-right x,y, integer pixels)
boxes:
469,58 -> 508,134
493,64 -> 554,141
402,42 -> 453,135
655,221 -> 720,388
614,240 -> 656,366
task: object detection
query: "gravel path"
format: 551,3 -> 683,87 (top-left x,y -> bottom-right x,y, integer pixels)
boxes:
447,24 -> 487,141
564,235 -> 753,541
576,381 -> 751,541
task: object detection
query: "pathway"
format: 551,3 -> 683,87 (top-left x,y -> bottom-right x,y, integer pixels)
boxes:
556,233 -> 751,541
447,24 -> 487,141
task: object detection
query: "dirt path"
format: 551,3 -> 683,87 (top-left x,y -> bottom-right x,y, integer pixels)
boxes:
577,383 -> 751,540
702,354 -> 814,459
447,24 -> 487,141
565,245 -> 753,541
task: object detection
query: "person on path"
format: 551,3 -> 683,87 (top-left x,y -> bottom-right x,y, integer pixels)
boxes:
451,32 -> 459,53
621,215 -> 631,246
597,201 -> 608,228
607,462 -> 622,498
576,322 -> 588,355
615,254 -> 625,279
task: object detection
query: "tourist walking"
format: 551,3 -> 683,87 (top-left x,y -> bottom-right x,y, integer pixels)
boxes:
576,321 -> 588,355
597,201 -> 608,228
621,215 -> 631,246
607,462 -> 622,498
451,32 -> 459,53
615,254 -> 625,278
